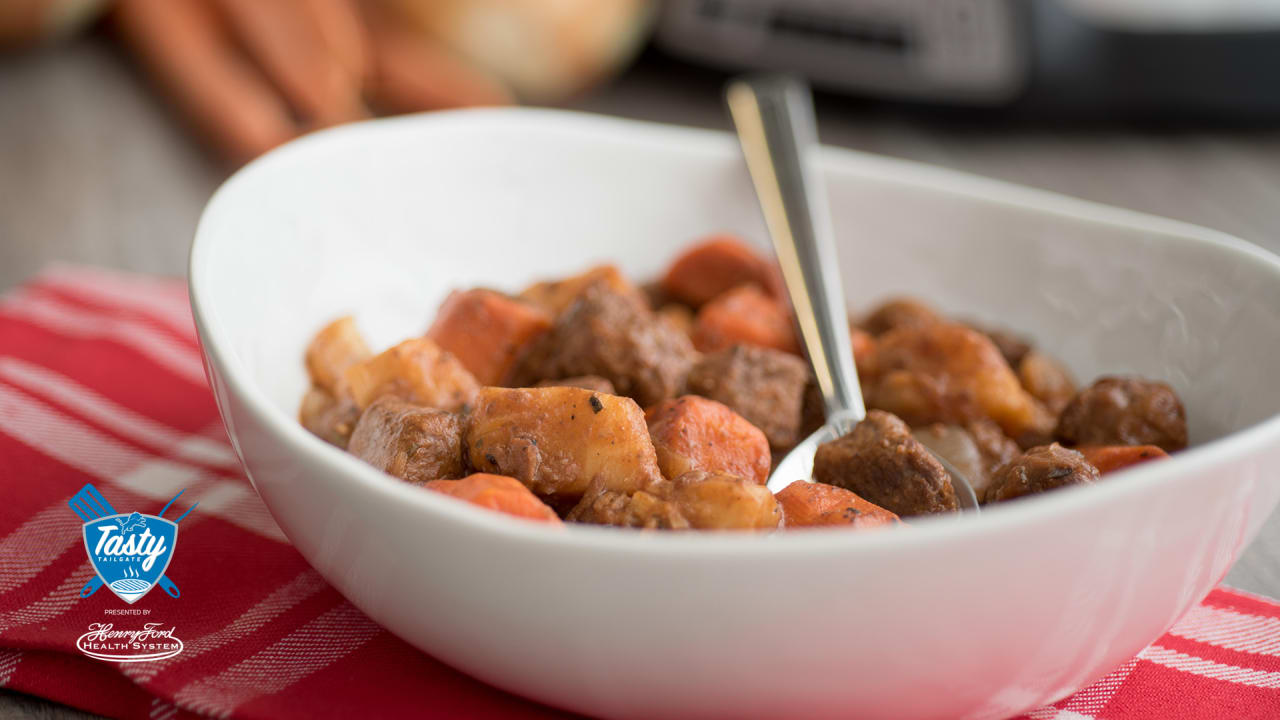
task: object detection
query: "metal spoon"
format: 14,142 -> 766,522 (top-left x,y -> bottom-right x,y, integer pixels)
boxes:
725,74 -> 980,511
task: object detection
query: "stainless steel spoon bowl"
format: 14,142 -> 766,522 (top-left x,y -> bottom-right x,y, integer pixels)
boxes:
725,74 -> 980,511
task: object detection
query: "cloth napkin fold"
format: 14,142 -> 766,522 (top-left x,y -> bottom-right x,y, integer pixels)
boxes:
0,265 -> 1276,720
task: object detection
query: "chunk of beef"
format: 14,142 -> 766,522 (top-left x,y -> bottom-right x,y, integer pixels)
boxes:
347,396 -> 465,483
512,281 -> 697,407
1055,376 -> 1188,452
985,443 -> 1099,503
861,298 -> 941,336
299,386 -> 361,449
813,409 -> 958,517
799,376 -> 826,441
686,345 -> 809,451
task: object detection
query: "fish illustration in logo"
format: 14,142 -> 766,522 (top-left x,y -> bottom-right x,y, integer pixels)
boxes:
68,485 -> 197,604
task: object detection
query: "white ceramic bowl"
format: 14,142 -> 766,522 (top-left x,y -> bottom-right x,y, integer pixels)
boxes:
189,109 -> 1280,720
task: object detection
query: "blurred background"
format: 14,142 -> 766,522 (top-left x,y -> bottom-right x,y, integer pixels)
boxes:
2,1 -> 1280,714
4,0 -> 1280,292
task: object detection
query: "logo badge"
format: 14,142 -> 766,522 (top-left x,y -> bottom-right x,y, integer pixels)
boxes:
69,484 -> 195,604
82,512 -> 177,604
76,622 -> 184,662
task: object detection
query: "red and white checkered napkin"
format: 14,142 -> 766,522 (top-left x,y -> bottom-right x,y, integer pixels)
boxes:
0,265 -> 1276,720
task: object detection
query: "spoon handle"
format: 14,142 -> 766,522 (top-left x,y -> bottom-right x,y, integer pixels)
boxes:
726,75 -> 865,428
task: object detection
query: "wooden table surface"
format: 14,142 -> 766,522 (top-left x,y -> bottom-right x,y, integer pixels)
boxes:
2,34 -> 1279,719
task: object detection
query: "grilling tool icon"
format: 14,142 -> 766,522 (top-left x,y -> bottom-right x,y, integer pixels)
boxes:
69,485 -> 197,599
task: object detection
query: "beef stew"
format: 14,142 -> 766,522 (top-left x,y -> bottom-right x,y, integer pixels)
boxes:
300,234 -> 1188,530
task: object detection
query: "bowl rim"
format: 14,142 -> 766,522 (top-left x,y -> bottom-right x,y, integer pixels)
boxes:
189,106 -> 1280,557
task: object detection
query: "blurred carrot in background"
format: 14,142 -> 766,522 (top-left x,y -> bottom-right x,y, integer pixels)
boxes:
112,0 -> 522,164
3,0 -> 653,165
114,0 -> 298,165
0,0 -> 109,47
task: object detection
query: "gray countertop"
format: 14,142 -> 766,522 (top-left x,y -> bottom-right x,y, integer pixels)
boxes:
1,33 -> 1277,719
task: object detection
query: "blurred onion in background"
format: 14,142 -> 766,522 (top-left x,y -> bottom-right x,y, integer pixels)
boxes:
392,0 -> 654,103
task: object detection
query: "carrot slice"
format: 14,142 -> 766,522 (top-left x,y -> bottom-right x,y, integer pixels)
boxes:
646,396 -> 771,485
210,0 -> 367,126
775,481 -> 900,529
425,474 -> 561,524
850,325 -> 876,377
427,289 -> 551,385
297,0 -> 367,88
692,285 -> 799,355
1076,445 -> 1169,475
661,234 -> 784,307
113,0 -> 298,164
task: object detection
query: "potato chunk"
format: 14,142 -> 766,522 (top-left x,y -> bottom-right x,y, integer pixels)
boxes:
534,375 -> 618,394
660,234 -> 783,307
646,396 -> 771,485
911,424 -> 990,501
299,386 -> 360,449
910,421 -> 1019,502
692,284 -> 799,355
664,470 -> 781,530
970,323 -> 1032,368
775,481 -> 900,530
426,289 -> 551,385
657,303 -> 696,339
868,323 -> 1055,447
518,264 -> 644,316
347,396 -> 465,483
568,470 -> 780,531
424,474 -> 561,524
465,386 -> 663,502
1017,350 -> 1076,416
344,337 -> 479,412
305,316 -> 371,393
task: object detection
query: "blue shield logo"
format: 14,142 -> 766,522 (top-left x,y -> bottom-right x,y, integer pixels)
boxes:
82,512 -> 177,604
